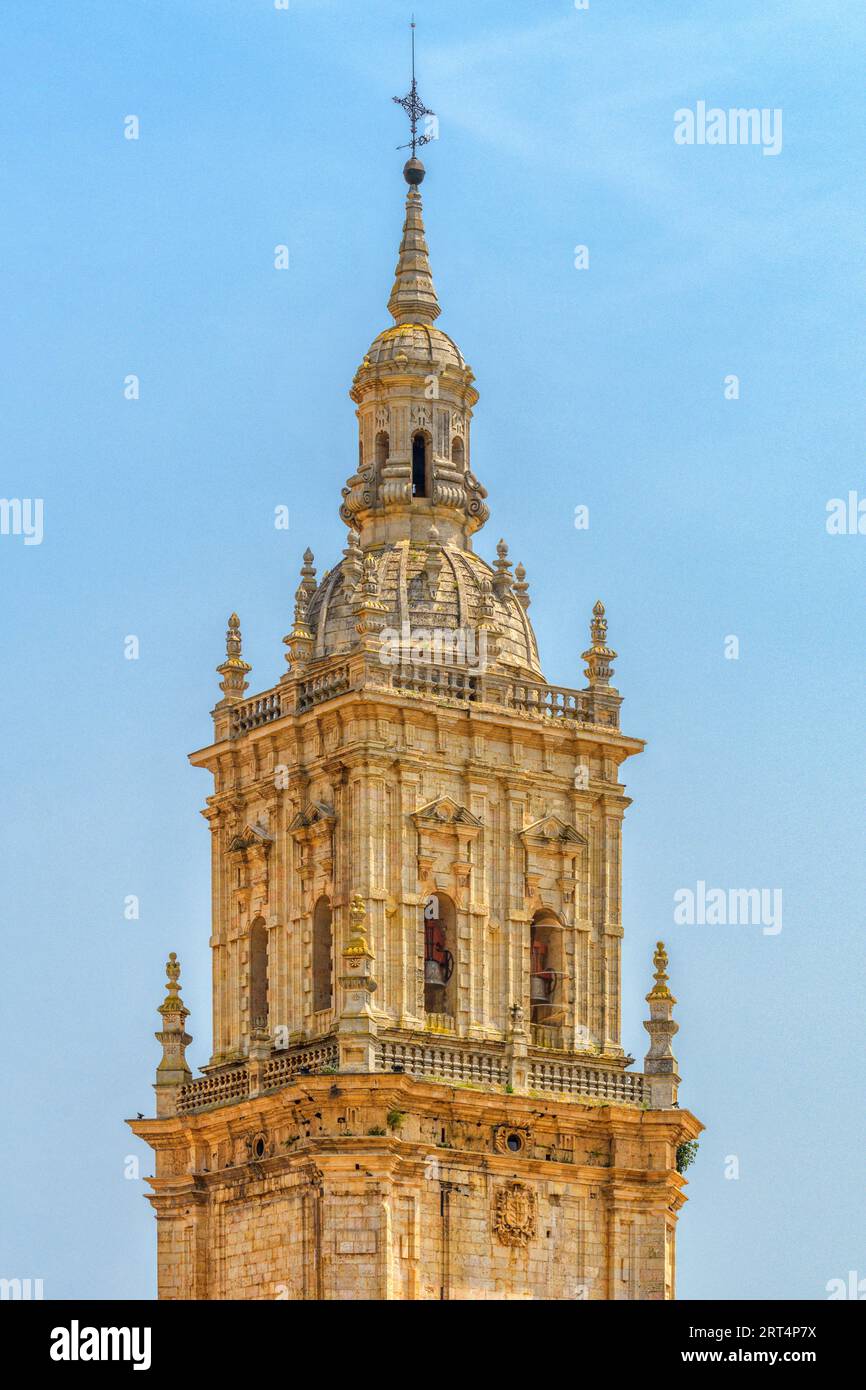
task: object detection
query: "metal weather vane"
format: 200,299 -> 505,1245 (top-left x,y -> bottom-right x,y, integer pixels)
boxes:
392,19 -> 435,155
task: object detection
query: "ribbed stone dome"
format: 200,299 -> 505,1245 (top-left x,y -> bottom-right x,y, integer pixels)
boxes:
307,539 -> 542,678
362,322 -> 466,372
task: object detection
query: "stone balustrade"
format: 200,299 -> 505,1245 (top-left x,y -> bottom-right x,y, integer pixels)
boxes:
173,1036 -> 646,1114
261,1042 -> 338,1091
177,1067 -> 250,1116
296,666 -> 351,713
527,1058 -> 646,1105
377,1038 -> 506,1086
229,692 -> 284,736
493,679 -> 590,721
224,659 -> 618,740
387,663 -> 479,703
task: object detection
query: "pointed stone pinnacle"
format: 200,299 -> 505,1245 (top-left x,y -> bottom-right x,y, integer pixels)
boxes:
387,184 -> 440,326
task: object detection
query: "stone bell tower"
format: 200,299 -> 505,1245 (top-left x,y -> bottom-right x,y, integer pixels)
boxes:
129,117 -> 701,1301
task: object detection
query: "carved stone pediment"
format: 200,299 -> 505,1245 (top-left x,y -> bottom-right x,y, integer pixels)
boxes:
288,802 -> 335,837
518,815 -> 586,850
228,820 -> 274,854
411,797 -> 482,834
519,815 -> 585,912
412,798 -> 481,905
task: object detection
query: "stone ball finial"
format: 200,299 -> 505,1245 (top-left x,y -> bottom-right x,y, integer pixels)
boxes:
403,157 -> 425,185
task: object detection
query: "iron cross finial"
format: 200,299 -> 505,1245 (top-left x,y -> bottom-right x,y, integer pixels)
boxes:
392,18 -> 435,155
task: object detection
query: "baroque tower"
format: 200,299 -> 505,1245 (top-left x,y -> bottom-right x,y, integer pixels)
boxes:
130,133 -> 701,1301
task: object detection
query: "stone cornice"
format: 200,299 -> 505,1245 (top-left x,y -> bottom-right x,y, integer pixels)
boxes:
192,672 -> 644,766
127,1072 -> 701,1144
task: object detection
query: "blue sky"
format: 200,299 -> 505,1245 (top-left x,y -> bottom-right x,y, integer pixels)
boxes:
1,0 -> 863,1300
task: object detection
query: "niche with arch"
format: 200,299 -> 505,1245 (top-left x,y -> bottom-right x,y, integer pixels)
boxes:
249,916 -> 269,1032
312,895 -> 333,1014
411,432 -> 430,498
423,891 -> 456,1019
529,910 -> 564,1028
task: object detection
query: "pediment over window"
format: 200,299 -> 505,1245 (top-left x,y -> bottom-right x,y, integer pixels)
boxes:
518,815 -> 586,850
288,801 -> 335,836
411,796 -> 482,832
228,820 -> 274,854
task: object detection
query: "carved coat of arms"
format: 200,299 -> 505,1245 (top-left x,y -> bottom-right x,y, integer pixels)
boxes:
493,1182 -> 537,1248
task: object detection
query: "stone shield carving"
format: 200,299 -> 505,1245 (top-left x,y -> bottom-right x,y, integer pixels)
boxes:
493,1182 -> 537,1248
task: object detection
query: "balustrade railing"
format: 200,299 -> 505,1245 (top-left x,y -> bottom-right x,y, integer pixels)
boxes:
296,666 -> 350,713
377,1038 -> 506,1087
173,1035 -> 645,1114
226,660 -> 616,739
388,664 -> 479,703
424,1011 -> 456,1034
494,679 -> 591,722
177,1067 -> 250,1115
230,691 -> 284,736
261,1041 -> 338,1091
527,1057 -> 646,1105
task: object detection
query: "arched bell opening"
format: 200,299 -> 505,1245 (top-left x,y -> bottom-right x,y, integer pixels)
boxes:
249,917 -> 269,1033
411,432 -> 431,498
451,435 -> 465,470
312,895 -> 333,1015
423,891 -> 456,1023
530,911 -> 564,1041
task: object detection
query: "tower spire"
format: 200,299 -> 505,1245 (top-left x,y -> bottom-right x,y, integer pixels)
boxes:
389,20 -> 440,324
386,165 -> 439,325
